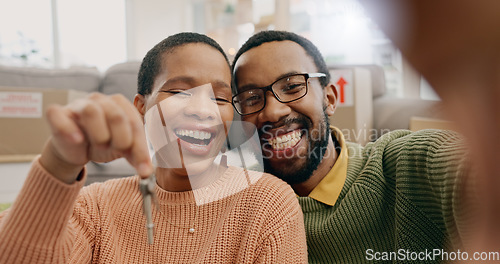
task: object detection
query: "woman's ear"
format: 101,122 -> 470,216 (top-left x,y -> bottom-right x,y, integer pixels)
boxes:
324,83 -> 338,116
134,94 -> 146,123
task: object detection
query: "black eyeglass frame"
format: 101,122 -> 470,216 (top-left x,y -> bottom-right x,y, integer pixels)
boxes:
232,72 -> 326,116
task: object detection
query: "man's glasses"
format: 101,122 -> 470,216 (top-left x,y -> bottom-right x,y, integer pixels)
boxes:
232,73 -> 326,116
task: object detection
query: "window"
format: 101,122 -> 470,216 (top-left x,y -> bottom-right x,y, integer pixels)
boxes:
192,0 -> 408,97
0,0 -> 126,71
0,0 -> 53,67
57,0 -> 126,71
289,0 -> 403,96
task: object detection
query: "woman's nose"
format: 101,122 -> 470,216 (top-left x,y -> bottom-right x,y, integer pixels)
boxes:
183,91 -> 218,121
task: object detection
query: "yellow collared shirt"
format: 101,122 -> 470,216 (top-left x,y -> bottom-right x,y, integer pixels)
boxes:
307,126 -> 348,206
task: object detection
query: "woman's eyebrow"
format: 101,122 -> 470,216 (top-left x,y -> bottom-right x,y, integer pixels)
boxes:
211,80 -> 231,89
161,76 -> 196,89
160,77 -> 229,89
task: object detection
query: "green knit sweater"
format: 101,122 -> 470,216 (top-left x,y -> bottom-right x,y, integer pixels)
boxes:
299,129 -> 471,263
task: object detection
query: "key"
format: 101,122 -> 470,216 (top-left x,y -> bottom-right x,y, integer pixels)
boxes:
139,173 -> 156,244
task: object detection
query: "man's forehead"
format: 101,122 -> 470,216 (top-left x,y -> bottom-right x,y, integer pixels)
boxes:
234,40 -> 317,86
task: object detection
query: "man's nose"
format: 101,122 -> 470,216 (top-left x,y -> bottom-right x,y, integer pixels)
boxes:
183,93 -> 218,120
258,91 -> 292,123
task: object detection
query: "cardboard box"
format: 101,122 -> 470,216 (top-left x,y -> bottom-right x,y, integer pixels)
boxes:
409,116 -> 457,132
0,87 -> 87,161
328,67 -> 373,145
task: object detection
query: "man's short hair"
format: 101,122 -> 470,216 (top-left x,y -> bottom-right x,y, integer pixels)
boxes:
138,32 -> 229,96
232,30 -> 330,93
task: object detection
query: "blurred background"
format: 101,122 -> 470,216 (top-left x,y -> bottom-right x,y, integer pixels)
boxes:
0,0 -> 451,205
0,0 -> 439,100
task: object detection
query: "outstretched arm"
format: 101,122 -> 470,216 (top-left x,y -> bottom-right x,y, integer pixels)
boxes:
359,0 -> 500,252
0,93 -> 153,263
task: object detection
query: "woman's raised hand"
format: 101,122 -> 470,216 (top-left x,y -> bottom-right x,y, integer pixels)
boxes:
40,93 -> 153,184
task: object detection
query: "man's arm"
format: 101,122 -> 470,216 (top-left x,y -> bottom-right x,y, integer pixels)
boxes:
359,0 -> 500,251
387,129 -> 472,248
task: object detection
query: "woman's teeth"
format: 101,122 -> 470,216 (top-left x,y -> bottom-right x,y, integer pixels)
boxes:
269,130 -> 302,150
175,129 -> 212,140
175,129 -> 213,145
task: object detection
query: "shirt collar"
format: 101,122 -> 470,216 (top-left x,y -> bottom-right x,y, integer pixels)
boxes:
307,126 -> 348,206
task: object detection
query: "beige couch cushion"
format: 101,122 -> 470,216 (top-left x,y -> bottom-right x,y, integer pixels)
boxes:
99,61 -> 141,102
0,65 -> 101,93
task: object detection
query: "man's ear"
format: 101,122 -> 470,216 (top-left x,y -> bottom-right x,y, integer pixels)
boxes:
133,94 -> 146,123
324,83 -> 338,116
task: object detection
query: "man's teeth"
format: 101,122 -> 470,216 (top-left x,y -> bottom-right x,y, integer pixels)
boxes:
175,129 -> 212,140
269,130 -> 302,150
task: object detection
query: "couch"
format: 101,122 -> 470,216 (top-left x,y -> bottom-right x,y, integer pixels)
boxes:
0,62 -> 141,102
0,62 -> 446,133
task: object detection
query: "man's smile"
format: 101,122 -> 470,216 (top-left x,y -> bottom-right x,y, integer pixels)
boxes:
267,130 -> 303,151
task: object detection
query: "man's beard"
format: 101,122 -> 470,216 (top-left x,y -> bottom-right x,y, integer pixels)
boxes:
261,110 -> 331,185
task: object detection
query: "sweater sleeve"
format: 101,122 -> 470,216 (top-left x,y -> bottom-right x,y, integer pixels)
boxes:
389,129 -> 472,249
0,157 -> 94,263
255,217 -> 308,263
253,177 -> 308,263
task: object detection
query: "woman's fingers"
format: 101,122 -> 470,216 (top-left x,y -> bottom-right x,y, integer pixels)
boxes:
42,104 -> 88,183
44,92 -> 153,178
69,94 -> 111,146
111,94 -> 153,178
73,93 -> 152,177
46,104 -> 84,145
94,94 -> 133,152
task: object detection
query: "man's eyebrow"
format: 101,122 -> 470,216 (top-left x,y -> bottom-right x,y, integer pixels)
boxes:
237,71 -> 302,92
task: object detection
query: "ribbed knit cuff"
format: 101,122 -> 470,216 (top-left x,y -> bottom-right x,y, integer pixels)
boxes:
0,157 -> 86,246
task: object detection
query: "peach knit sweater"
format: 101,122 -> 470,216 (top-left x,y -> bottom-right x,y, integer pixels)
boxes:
0,159 -> 307,263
